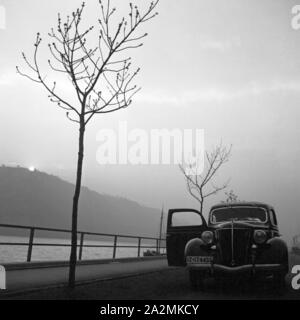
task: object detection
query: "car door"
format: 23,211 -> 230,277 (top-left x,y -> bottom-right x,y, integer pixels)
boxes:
166,208 -> 207,266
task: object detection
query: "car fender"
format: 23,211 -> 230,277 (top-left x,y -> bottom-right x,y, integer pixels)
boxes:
184,237 -> 209,257
256,237 -> 289,271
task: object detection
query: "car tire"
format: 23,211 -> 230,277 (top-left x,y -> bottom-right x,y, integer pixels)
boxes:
189,270 -> 204,290
273,272 -> 286,294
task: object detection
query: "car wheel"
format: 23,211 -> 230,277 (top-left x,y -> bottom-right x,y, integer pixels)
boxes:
189,270 -> 204,290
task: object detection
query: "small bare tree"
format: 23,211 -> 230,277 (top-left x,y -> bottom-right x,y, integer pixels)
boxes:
17,0 -> 159,288
179,143 -> 232,217
223,189 -> 238,203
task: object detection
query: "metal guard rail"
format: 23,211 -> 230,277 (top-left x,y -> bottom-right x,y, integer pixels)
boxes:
0,223 -> 166,262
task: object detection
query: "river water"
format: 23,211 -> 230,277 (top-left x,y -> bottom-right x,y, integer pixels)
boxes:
0,235 -> 163,263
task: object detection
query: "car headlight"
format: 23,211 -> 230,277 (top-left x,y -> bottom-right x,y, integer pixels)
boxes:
253,230 -> 267,244
201,231 -> 214,244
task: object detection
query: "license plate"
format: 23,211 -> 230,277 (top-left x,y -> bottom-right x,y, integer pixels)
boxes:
186,256 -> 213,264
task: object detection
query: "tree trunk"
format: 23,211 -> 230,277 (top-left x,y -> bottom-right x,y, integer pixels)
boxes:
68,120 -> 85,288
199,201 -> 205,224
199,202 -> 203,216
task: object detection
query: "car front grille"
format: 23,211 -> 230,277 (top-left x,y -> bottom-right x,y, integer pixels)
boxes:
216,228 -> 252,266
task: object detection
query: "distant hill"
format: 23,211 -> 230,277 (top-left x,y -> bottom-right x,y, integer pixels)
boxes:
0,166 -> 161,238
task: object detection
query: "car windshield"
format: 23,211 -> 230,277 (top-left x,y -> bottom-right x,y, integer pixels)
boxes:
210,206 -> 267,223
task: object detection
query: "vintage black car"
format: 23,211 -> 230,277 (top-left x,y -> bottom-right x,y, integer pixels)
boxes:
166,202 -> 289,289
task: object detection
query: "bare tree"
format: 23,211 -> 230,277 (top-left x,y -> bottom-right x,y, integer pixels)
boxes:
223,189 -> 238,203
17,0 -> 159,288
179,143 -> 232,217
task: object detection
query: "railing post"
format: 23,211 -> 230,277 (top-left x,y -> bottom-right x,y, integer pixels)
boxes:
156,239 -> 159,253
137,237 -> 141,257
27,228 -> 35,262
112,235 -> 118,259
79,232 -> 84,261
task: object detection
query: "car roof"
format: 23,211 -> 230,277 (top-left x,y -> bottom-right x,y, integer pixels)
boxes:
210,201 -> 274,211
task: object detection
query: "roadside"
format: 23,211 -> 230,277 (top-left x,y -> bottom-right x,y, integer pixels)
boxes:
2,254 -> 300,300
1,256 -> 168,295
2,265 -> 300,300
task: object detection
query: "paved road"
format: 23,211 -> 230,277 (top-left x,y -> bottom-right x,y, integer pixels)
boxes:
4,255 -> 300,300
3,257 -> 168,292
2,254 -> 300,299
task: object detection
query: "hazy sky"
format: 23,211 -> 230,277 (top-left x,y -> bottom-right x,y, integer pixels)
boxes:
1,0 -> 300,241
